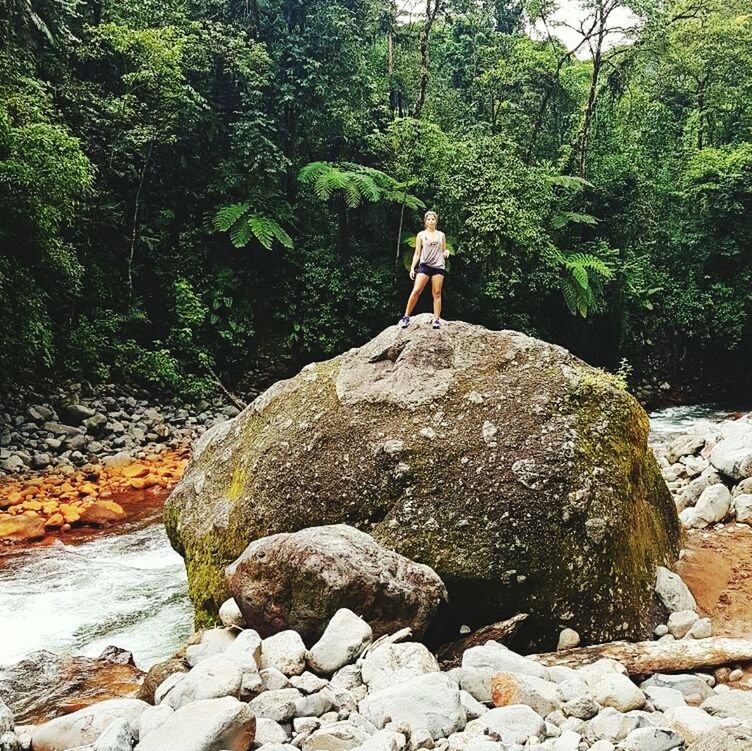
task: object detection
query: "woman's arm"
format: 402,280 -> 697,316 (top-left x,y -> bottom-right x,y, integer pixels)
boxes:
441,231 -> 448,259
410,232 -> 422,280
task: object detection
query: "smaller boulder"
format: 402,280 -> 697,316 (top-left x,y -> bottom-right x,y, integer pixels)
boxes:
306,609 -> 372,675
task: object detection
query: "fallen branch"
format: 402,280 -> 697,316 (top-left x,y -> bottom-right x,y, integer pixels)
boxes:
436,614 -> 529,668
528,637 -> 752,677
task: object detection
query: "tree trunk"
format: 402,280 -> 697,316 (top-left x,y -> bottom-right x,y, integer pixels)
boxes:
126,134 -> 155,307
413,0 -> 443,118
528,637 -> 752,678
436,614 -> 529,668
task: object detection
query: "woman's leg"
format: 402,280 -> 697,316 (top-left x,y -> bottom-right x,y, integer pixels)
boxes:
431,273 -> 444,320
404,274 -> 430,316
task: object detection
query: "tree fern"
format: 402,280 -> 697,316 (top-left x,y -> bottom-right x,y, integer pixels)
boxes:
213,203 -> 293,250
555,249 -> 613,318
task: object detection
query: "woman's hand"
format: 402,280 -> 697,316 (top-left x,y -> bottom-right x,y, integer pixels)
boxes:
410,267 -> 416,281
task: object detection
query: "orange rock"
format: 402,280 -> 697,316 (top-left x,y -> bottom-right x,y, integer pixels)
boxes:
79,482 -> 97,496
4,491 -> 23,507
63,510 -> 80,524
24,501 -> 43,511
42,502 -> 59,515
22,486 -> 40,497
129,477 -> 146,490
22,510 -> 39,518
122,464 -> 149,479
45,513 -> 64,528
78,500 -> 126,526
0,513 -> 45,541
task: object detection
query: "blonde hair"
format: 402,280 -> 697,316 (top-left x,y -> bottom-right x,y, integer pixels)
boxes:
424,210 -> 438,225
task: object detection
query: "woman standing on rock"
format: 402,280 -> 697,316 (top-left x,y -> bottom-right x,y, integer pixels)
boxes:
399,210 -> 448,330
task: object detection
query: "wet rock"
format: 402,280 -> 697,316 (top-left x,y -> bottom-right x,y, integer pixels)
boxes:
306,609 -> 372,675
0,648 -> 144,725
138,660 -> 189,705
0,514 -> 45,542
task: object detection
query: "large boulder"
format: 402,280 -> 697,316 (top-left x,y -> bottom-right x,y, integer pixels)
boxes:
225,524 -> 447,643
165,315 -> 681,647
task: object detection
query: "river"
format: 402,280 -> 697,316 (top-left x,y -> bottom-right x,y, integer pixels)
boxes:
0,403 -> 743,672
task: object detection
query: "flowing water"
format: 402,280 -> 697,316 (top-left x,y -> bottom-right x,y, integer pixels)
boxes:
0,403 -> 747,672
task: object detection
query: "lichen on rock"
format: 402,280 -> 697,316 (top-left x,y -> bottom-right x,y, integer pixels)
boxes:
164,314 -> 681,647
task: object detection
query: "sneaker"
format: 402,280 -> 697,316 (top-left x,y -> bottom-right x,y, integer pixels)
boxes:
432,318 -> 441,329
399,315 -> 410,328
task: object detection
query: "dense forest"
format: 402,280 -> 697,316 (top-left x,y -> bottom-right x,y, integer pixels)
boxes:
1,0 -> 751,398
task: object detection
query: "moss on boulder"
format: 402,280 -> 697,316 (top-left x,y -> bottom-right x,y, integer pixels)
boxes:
164,315 -> 682,648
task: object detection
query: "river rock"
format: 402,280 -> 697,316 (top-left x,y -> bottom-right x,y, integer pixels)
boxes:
136,705 -> 174,741
461,642 -> 549,703
666,610 -> 698,639
31,698 -> 149,751
478,705 -> 546,746
358,672 -> 465,739
260,631 -> 307,676
92,718 -> 134,751
185,627 -> 237,666
361,642 -> 439,693
592,674 -> 645,712
491,672 -> 562,716
709,419 -> 752,480
164,318 -> 681,645
700,689 -> 752,721
220,598 -> 246,628
138,659 -> 188,704
662,706 -> 720,745
616,726 -> 683,750
0,648 -> 144,725
733,494 -> 752,524
0,513 -> 45,542
675,468 -> 722,512
301,720 -> 371,751
654,568 -> 697,613
225,525 -> 446,643
163,654 -> 243,709
249,689 -> 303,722
641,675 -> 712,701
133,696 -> 255,751
685,726 -> 752,750
680,485 -> 731,528
306,609 -> 372,675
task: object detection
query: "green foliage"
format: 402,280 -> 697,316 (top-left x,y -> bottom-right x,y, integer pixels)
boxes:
213,204 -> 293,250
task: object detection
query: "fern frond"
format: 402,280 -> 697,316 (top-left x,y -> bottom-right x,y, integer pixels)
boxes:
546,174 -> 595,191
552,211 -> 598,229
229,219 -> 254,248
570,264 -> 589,290
213,202 -> 250,232
562,277 -> 578,315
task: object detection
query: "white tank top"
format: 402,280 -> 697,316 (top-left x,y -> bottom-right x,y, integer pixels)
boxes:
419,231 -> 445,268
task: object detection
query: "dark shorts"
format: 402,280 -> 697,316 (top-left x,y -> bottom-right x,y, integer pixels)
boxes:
416,263 -> 446,277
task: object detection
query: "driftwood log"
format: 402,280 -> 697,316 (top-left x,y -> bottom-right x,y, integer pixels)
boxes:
436,614 -> 528,668
528,637 -> 752,678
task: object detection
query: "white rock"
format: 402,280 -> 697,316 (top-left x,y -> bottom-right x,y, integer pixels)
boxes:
662,706 -> 721,745
93,719 -> 134,751
616,726 -> 682,750
133,696 -> 254,751
558,678 -> 590,703
654,567 -> 697,613
261,667 -> 291,691
184,627 -> 237,667
593,675 -> 645,712
301,720 -> 372,751
477,705 -> 545,746
547,667 -> 580,684
557,629 -> 580,650
330,665 -> 363,692
734,493 -> 752,524
640,674 -> 712,700
154,673 -> 186,706
552,729 -> 580,751
307,609 -> 373,675
589,742 -> 615,751
653,625 -> 668,638
31,699 -> 149,751
290,672 -> 330,694
249,689 -> 304,722
361,642 -> 439,693
461,642 -> 548,702
219,598 -> 246,628
686,618 -> 712,639
586,710 -> 640,744
643,687 -> 686,712
164,654 -> 242,710
490,672 -> 562,717
666,610 -> 698,639
256,718 -> 289,746
136,705 -> 174,742
689,484 -> 732,527
682,455 -> 708,478
460,691 -> 488,720
261,631 -> 307,676
225,628 -> 262,665
701,689 -> 752,720
357,728 -> 408,751
358,672 -> 466,739
295,692 -> 334,718
576,659 -> 628,688
709,420 -> 752,480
